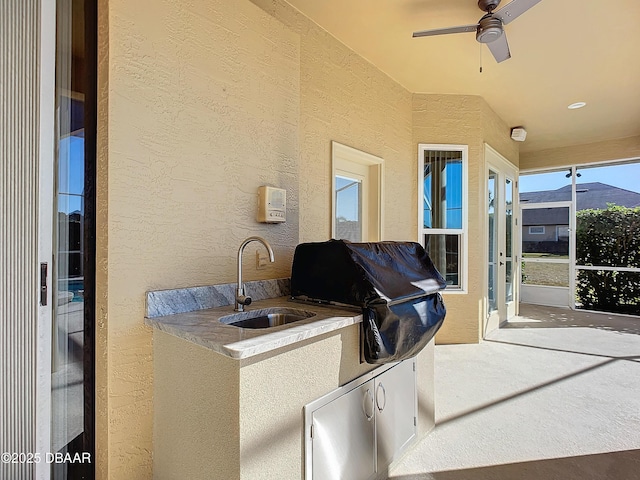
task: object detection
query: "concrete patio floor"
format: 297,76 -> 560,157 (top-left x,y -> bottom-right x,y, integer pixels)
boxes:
389,304 -> 640,480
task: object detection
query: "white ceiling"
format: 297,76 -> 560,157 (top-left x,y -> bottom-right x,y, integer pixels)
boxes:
284,0 -> 640,153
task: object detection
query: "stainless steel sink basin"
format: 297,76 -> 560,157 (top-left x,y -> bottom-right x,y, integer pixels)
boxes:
219,307 -> 316,329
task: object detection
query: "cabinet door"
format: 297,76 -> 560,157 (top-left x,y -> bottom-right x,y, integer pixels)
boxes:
311,381 -> 376,480
375,360 -> 417,470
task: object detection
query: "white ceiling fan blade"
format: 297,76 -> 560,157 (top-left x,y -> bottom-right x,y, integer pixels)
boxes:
412,24 -> 477,38
494,0 -> 543,25
487,32 -> 511,62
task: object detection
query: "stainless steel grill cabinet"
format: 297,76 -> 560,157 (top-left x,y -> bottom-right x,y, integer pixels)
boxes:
304,359 -> 417,480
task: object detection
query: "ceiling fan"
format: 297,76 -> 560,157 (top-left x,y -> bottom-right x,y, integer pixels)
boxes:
412,0 -> 542,63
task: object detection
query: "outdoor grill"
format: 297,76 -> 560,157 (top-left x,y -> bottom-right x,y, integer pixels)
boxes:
290,239 -> 447,364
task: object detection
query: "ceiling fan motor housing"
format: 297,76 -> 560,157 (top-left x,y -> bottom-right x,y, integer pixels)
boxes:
478,0 -> 501,12
476,16 -> 503,43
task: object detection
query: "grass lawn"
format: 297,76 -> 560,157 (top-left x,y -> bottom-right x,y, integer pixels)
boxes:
522,260 -> 570,287
522,253 -> 569,259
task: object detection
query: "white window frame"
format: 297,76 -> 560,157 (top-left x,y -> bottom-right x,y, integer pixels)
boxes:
529,226 -> 545,235
331,141 -> 384,242
418,144 -> 468,293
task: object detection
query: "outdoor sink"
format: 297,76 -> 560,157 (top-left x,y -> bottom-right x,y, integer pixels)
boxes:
219,307 -> 316,329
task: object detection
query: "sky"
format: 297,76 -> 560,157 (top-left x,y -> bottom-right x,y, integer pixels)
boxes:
58,135 -> 85,214
520,162 -> 640,194
335,175 -> 360,221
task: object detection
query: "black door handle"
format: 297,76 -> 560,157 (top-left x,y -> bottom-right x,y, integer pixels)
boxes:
40,263 -> 48,306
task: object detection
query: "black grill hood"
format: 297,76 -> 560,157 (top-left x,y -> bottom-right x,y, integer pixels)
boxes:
291,240 -> 447,364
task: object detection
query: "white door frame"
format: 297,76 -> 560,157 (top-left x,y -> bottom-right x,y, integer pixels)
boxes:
519,200 -> 574,308
485,144 -> 519,336
36,0 -> 56,477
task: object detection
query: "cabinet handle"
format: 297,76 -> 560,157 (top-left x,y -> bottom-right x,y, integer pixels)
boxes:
363,388 -> 374,421
376,383 -> 386,412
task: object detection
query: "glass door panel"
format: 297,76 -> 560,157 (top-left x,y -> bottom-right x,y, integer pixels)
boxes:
53,0 -> 90,477
488,171 -> 497,313
520,204 -> 572,308
505,178 -> 514,305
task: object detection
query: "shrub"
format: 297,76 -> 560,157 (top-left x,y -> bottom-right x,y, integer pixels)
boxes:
575,204 -> 640,314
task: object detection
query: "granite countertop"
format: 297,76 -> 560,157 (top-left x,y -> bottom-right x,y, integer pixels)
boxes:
145,295 -> 362,360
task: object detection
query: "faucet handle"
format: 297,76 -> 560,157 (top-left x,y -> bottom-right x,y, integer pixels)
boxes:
236,295 -> 252,307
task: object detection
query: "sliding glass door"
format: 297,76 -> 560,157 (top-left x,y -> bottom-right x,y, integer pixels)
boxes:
52,0 -> 95,477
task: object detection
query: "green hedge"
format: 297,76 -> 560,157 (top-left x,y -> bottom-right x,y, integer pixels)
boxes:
576,204 -> 640,314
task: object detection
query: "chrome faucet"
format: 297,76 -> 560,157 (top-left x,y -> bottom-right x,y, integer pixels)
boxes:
235,236 -> 275,312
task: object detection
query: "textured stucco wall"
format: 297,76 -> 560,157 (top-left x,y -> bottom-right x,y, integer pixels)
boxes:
96,0 -> 108,476
520,134 -> 640,171
97,0 -> 517,475
412,94 -> 518,344
481,101 -> 520,169
97,0 -> 300,477
249,0 -> 415,243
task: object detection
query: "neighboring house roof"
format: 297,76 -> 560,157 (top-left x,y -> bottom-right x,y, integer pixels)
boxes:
520,182 -> 640,226
335,220 -> 361,242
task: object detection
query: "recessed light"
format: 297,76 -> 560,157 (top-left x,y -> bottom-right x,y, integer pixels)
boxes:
568,102 -> 587,110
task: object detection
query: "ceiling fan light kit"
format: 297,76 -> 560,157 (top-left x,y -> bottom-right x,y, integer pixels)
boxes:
476,16 -> 504,43
412,0 -> 543,63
